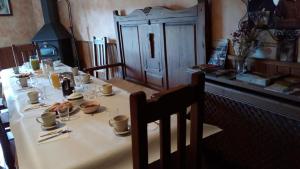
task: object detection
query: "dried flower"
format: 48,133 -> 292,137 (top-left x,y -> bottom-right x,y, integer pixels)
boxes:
231,20 -> 260,60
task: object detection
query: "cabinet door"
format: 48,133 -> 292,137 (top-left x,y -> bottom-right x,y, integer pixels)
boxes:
165,24 -> 197,88
139,24 -> 165,89
121,26 -> 144,82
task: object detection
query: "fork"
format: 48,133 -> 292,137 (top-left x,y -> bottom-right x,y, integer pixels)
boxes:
40,129 -> 64,137
38,130 -> 72,143
24,103 -> 49,111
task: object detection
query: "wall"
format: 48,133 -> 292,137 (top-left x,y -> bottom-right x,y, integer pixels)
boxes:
57,0 -> 246,42
0,0 -> 246,68
0,0 -> 42,48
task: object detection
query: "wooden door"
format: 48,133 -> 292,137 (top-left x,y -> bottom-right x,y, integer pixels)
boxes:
139,24 -> 165,89
165,24 -> 198,88
121,26 -> 144,83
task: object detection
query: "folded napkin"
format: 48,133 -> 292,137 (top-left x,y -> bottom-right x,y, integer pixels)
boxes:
37,127 -> 70,144
23,103 -> 49,112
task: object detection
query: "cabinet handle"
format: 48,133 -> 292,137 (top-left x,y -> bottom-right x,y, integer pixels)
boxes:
149,33 -> 155,58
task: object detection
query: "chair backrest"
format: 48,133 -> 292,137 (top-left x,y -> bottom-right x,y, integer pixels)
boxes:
92,37 -> 109,79
130,72 -> 205,169
11,44 -> 41,66
0,118 -> 15,169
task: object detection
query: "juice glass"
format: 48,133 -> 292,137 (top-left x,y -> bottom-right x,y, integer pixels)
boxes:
49,72 -> 61,88
30,55 -> 40,71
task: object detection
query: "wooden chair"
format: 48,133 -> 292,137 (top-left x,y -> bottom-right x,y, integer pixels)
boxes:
11,44 -> 41,66
0,117 -> 15,169
83,37 -> 125,80
0,82 -> 9,130
130,71 -> 205,169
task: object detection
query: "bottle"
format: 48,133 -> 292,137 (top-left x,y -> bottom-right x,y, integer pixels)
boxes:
61,77 -> 74,97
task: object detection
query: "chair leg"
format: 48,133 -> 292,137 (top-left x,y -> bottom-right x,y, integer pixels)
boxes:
105,68 -> 109,80
121,66 -> 126,80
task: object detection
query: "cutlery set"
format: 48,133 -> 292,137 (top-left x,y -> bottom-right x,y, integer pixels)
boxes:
39,129 -> 72,143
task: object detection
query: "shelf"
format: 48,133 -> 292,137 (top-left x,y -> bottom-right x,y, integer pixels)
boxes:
205,74 -> 300,106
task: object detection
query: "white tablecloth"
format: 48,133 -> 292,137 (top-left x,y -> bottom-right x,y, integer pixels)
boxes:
1,65 -> 221,169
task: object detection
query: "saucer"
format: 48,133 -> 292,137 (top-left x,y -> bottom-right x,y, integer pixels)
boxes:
82,79 -> 92,84
101,91 -> 115,96
113,127 -> 131,136
27,100 -> 39,105
42,121 -> 59,131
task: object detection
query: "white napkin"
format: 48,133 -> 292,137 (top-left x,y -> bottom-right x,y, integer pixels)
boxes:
23,103 -> 49,112
37,127 -> 70,144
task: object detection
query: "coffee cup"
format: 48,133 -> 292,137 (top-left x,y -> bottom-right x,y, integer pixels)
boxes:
72,67 -> 79,76
102,84 -> 112,94
13,67 -> 20,74
109,115 -> 129,132
36,111 -> 57,127
17,77 -> 28,88
82,74 -> 91,84
27,91 -> 39,104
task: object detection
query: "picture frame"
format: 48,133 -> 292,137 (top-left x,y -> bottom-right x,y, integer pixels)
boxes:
208,39 -> 229,68
0,0 -> 12,16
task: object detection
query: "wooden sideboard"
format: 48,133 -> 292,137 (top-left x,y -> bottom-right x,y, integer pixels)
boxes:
113,2 -> 209,90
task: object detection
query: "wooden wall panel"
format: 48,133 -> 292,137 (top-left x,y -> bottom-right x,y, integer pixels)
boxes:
1,42 -> 94,71
277,66 -> 290,74
76,41 -> 93,70
291,68 -> 300,76
250,59 -> 300,77
0,47 -> 15,70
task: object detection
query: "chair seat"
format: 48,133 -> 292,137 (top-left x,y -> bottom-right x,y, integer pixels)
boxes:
6,131 -> 14,141
0,98 -> 5,110
0,109 -> 9,128
106,78 -> 158,98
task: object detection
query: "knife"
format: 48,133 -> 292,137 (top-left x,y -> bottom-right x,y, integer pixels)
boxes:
40,129 -> 63,137
38,130 -> 71,143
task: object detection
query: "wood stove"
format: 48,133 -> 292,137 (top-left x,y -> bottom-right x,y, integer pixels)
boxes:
32,0 -> 75,67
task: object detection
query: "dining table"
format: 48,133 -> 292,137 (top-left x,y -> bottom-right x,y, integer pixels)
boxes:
0,63 -> 222,169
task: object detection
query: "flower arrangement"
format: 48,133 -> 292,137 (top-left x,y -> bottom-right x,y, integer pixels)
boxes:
231,20 -> 260,61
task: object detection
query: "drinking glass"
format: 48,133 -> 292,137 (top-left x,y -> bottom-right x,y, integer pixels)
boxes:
30,76 -> 39,88
30,55 -> 40,71
39,86 -> 47,100
49,72 -> 61,88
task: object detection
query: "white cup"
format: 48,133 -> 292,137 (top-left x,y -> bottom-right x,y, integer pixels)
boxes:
109,115 -> 129,132
102,84 -> 112,94
36,111 -> 57,127
27,91 -> 39,104
17,77 -> 28,88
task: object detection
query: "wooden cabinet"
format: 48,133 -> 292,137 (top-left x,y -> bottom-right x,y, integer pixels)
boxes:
114,2 -> 209,90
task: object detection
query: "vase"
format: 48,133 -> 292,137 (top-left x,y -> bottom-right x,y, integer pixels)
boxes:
235,57 -> 247,74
